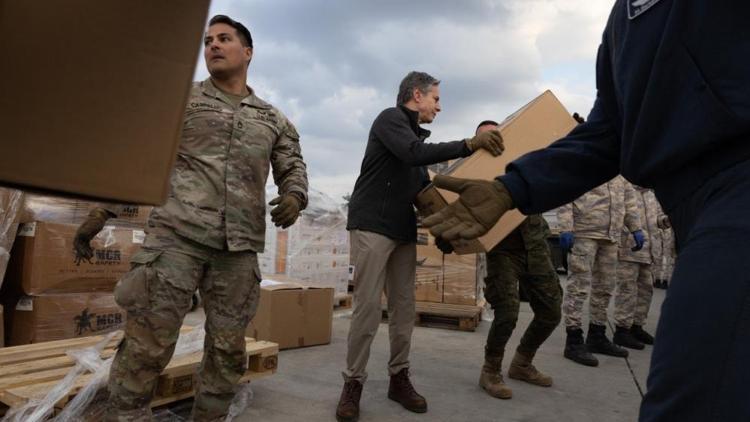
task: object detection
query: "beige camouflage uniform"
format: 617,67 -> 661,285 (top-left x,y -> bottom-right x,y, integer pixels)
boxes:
559,175 -> 641,329
613,185 -> 659,328
654,227 -> 677,282
107,78 -> 308,422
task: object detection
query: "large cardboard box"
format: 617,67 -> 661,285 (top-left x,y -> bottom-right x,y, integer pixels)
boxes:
7,293 -> 124,346
246,280 -> 334,350
7,221 -> 143,295
0,1 -> 210,204
416,91 -> 577,254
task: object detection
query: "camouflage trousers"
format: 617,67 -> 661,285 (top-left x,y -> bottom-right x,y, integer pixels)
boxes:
613,260 -> 654,328
484,245 -> 562,358
652,229 -> 676,282
106,226 -> 261,422
563,237 -> 618,328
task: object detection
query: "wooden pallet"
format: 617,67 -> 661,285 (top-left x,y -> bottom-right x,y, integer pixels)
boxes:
382,301 -> 483,332
334,294 -> 353,310
0,327 -> 278,413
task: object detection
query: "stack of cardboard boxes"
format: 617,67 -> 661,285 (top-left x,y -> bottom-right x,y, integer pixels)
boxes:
1,196 -> 150,345
415,228 -> 484,306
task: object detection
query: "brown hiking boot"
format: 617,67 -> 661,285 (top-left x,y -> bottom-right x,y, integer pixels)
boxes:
336,380 -> 363,422
388,368 -> 427,413
479,355 -> 513,399
508,351 -> 553,387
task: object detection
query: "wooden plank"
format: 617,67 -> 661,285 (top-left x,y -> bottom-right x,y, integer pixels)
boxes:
0,326 -> 195,367
0,349 -> 117,380
0,337 -> 277,409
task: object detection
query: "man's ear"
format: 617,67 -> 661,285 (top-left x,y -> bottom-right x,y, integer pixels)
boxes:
412,87 -> 423,103
245,47 -> 253,64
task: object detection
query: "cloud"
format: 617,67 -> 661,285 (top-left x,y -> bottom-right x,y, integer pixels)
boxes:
199,0 -> 613,200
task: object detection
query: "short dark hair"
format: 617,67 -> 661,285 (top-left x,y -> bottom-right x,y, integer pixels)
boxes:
397,71 -> 440,106
209,15 -> 253,48
476,120 -> 499,131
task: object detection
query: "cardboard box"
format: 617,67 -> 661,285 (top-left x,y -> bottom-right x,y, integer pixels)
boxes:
0,1 -> 210,204
443,253 -> 480,305
246,280 -> 334,350
7,293 -> 124,345
22,194 -> 152,228
0,188 -> 24,290
416,90 -> 577,254
415,230 -> 481,304
7,221 -> 143,295
0,304 -> 4,348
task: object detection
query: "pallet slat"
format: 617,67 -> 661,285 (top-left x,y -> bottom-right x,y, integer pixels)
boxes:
0,328 -> 278,412
382,301 -> 483,332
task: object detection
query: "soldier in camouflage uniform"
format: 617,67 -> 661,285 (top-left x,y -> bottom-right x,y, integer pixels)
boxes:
558,175 -> 643,367
73,15 -> 308,422
612,184 -> 660,350
468,121 -> 561,400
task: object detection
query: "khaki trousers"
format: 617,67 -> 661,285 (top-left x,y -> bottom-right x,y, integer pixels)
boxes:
343,230 -> 416,382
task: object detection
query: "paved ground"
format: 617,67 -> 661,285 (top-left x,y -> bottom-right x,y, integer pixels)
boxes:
175,280 -> 665,421
226,282 -> 664,422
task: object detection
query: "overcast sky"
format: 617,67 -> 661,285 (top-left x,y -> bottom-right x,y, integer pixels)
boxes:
195,0 -> 615,202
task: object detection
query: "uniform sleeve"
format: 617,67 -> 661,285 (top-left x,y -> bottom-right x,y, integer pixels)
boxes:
498,16 -> 621,215
623,181 -> 642,232
372,109 -> 471,166
271,117 -> 309,209
557,203 -> 574,233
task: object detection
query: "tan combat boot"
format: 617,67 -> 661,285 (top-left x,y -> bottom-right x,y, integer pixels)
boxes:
507,351 -> 553,387
479,355 -> 513,399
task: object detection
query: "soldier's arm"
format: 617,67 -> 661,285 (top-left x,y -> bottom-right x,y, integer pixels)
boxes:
623,181 -> 642,232
271,118 -> 309,209
557,203 -> 574,233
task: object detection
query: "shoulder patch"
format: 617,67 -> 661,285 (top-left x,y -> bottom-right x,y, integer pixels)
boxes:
628,0 -> 661,20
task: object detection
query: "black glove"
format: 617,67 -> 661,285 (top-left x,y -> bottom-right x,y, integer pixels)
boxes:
435,237 -> 454,254
573,112 -> 585,124
73,208 -> 112,265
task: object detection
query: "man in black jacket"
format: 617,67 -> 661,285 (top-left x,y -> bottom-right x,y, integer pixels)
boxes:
336,71 -> 503,422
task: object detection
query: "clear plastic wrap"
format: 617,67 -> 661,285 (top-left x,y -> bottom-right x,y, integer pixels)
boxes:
0,188 -> 24,290
2,327 -> 210,422
21,193 -> 152,228
260,187 -> 349,297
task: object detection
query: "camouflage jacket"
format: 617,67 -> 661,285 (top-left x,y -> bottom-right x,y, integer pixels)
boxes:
618,185 -> 659,263
495,214 -> 551,251
142,78 -> 308,252
557,175 -> 641,243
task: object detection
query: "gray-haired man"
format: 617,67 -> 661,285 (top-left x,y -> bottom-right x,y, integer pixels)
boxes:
335,71 -> 504,422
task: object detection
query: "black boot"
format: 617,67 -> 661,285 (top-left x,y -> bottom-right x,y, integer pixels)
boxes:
631,325 -> 654,345
586,324 -> 629,358
613,326 -> 645,350
563,327 -> 599,367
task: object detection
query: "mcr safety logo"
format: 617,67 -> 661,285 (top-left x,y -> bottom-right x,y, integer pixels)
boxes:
73,308 -> 124,335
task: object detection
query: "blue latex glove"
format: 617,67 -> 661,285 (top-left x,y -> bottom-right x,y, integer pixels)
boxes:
560,231 -> 575,252
632,230 -> 645,251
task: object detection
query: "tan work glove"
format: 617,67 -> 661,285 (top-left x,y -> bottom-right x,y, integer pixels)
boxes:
73,207 -> 112,265
269,193 -> 303,229
422,175 -> 514,240
465,130 -> 505,156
